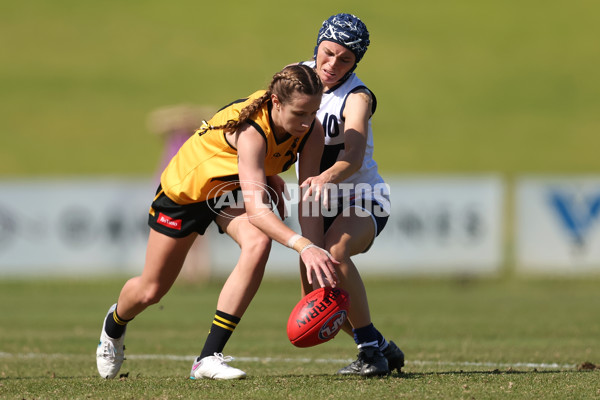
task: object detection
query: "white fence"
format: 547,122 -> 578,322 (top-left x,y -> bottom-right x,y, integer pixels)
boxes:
211,176 -> 505,277
0,178 -> 153,276
515,176 -> 600,275
1,175 -> 599,277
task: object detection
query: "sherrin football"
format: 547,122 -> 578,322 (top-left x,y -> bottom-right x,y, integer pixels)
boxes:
287,287 -> 350,348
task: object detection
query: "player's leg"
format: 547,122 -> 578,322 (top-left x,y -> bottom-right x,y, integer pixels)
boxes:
326,205 -> 404,376
212,209 -> 272,317
191,207 -> 271,380
97,229 -> 196,378
324,209 -> 388,376
118,229 -> 197,318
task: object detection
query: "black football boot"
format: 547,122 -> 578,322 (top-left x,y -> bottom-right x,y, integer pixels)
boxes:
337,346 -> 389,377
382,341 -> 405,374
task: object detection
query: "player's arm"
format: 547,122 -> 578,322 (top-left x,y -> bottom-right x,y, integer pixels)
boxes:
297,119 -> 326,247
266,174 -> 288,220
297,120 -> 329,293
236,122 -> 338,287
236,123 -> 293,242
301,89 -> 372,203
323,89 -> 371,182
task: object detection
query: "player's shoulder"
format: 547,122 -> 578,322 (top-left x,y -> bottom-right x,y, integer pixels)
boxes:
349,85 -> 372,98
345,76 -> 372,101
331,73 -> 369,94
342,74 -> 376,116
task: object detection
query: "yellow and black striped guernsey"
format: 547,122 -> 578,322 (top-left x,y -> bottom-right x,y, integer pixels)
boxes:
160,90 -> 312,205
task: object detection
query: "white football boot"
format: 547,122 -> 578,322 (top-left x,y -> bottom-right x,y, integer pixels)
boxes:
96,304 -> 126,379
190,353 -> 247,380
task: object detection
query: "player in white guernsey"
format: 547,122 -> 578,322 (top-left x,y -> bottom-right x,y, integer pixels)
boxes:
299,14 -> 404,377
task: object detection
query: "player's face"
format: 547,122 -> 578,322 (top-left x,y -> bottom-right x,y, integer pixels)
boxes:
274,92 -> 321,137
315,41 -> 356,88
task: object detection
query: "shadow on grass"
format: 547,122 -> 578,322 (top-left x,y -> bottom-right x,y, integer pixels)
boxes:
398,369 -> 584,379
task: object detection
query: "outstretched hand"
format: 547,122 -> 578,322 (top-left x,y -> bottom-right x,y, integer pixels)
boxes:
300,174 -> 333,208
300,244 -> 339,288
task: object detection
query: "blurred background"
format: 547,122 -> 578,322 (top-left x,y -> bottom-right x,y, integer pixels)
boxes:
1,0 -> 599,279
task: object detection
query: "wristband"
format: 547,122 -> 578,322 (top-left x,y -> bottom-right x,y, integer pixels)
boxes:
300,244 -> 334,259
287,234 -> 313,253
287,234 -> 302,249
293,238 -> 313,253
299,243 -> 317,255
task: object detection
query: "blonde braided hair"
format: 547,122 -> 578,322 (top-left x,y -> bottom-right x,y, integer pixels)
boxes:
206,64 -> 323,132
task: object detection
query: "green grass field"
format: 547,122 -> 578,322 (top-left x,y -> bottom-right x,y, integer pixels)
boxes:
2,1 -> 600,399
1,277 -> 600,399
1,0 -> 599,176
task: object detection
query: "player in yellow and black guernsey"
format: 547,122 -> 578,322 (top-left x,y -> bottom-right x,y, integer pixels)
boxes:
159,90 -> 308,206
96,65 -> 340,381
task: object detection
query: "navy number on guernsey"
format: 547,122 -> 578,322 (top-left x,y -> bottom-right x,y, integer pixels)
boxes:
283,150 -> 297,171
322,113 -> 340,138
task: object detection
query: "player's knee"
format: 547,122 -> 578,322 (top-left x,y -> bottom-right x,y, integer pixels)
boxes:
139,283 -> 167,307
240,232 -> 271,260
250,233 -> 272,256
326,240 -> 349,261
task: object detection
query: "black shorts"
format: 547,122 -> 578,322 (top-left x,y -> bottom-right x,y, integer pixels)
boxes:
148,186 -> 237,238
323,196 -> 389,238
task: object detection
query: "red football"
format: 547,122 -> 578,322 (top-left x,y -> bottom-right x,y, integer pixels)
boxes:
287,287 -> 350,348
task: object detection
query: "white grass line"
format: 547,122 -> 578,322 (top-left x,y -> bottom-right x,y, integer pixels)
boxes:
0,352 -> 578,370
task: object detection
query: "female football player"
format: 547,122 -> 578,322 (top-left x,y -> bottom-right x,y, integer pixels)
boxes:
96,64 -> 338,380
298,13 -> 405,377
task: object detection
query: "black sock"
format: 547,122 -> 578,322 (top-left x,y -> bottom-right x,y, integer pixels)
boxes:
352,323 -> 379,348
104,306 -> 132,339
199,310 -> 241,359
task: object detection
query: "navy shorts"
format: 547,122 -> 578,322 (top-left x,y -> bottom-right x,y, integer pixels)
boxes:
323,196 -> 389,238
